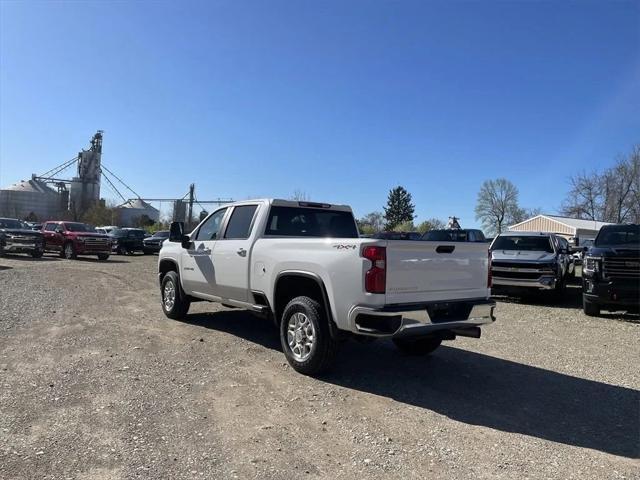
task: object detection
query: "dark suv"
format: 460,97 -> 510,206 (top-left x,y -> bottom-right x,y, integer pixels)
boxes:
582,224 -> 639,316
0,217 -> 45,258
109,228 -> 147,255
422,229 -> 487,242
142,230 -> 169,254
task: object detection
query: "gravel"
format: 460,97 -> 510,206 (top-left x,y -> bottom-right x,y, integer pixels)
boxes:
0,253 -> 638,479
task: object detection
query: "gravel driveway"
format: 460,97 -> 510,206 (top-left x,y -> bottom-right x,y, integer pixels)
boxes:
1,254 -> 638,479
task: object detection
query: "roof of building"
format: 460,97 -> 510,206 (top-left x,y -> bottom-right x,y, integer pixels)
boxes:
509,214 -> 612,233
1,178 -> 58,195
117,198 -> 159,212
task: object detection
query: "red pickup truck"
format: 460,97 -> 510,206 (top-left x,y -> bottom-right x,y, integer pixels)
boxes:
42,221 -> 112,260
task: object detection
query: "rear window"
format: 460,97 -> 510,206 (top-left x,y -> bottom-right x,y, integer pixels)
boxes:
492,235 -> 554,253
265,206 -> 358,238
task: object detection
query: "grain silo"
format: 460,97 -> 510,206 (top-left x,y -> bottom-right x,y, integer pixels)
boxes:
0,177 -> 64,221
116,198 -> 160,227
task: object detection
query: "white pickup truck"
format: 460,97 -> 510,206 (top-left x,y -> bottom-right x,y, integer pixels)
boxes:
158,199 -> 496,375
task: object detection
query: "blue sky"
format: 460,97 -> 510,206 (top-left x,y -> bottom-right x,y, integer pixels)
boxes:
1,0 -> 638,227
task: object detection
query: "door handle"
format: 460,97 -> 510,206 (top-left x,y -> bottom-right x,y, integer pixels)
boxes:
237,248 -> 247,257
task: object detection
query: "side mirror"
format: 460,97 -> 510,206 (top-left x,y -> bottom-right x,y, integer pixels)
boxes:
55,227 -> 64,234
169,222 -> 184,242
169,221 -> 192,249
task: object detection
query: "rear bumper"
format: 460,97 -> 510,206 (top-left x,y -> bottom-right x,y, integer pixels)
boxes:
348,299 -> 496,338
492,276 -> 556,290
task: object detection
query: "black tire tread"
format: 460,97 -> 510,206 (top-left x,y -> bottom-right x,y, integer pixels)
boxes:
583,296 -> 601,317
281,296 -> 339,376
161,271 -> 191,320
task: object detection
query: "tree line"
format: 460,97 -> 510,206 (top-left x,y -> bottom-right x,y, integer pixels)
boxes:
357,144 -> 638,237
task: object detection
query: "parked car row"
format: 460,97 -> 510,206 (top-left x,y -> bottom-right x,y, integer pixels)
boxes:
488,225 -> 639,317
1,216 -> 170,260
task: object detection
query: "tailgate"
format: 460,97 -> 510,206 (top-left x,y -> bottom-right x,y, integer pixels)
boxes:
385,241 -> 490,304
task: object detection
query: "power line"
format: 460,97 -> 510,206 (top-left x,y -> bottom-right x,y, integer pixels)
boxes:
101,163 -> 141,199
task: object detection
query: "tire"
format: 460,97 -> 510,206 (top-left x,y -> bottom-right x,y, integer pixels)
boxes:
63,242 -> 76,259
280,296 -> 339,376
393,337 -> 442,356
97,253 -> 109,261
583,296 -> 601,317
31,250 -> 43,259
554,274 -> 567,296
161,271 -> 191,319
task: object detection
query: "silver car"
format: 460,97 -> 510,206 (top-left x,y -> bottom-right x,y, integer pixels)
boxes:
490,231 -> 574,293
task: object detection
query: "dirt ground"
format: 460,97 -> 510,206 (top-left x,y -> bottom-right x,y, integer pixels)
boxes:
0,253 -> 638,480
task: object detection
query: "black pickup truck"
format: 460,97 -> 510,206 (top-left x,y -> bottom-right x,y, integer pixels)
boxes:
582,224 -> 640,316
0,217 -> 45,258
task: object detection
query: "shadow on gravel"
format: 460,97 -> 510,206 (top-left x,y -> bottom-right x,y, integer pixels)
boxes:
492,283 -> 583,310
0,265 -> 12,271
74,257 -> 130,264
2,254 -> 61,262
178,310 -> 639,458
178,310 -> 282,351
324,342 -> 640,459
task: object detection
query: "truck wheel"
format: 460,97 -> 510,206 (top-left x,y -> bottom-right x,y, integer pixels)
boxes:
583,297 -> 601,317
393,337 -> 442,356
161,271 -> 191,319
554,275 -> 567,296
97,253 -> 110,261
31,250 -> 43,259
280,296 -> 339,376
63,242 -> 77,259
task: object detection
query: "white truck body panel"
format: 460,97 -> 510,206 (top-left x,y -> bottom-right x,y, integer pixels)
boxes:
159,198 -> 494,337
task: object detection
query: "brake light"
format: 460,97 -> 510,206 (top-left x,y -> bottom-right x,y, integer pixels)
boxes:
362,246 -> 386,294
487,249 -> 492,288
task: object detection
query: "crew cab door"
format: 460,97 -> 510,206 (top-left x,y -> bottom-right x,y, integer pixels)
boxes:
180,207 -> 229,296
42,222 -> 62,251
210,204 -> 260,302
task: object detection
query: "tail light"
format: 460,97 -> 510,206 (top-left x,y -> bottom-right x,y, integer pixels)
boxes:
487,249 -> 492,288
362,246 -> 386,294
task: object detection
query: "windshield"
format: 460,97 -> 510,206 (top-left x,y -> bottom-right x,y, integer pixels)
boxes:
492,235 -> 554,253
595,225 -> 640,247
153,231 -> 170,238
266,206 -> 358,238
0,218 -> 24,229
64,222 -> 94,232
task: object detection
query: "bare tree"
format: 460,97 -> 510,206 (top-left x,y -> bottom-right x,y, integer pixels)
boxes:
561,145 -> 640,223
561,171 -> 603,220
474,178 -> 521,236
357,211 -> 385,234
416,218 -> 445,233
291,190 -> 310,201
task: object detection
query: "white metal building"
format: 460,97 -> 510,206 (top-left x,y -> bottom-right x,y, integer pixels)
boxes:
508,214 -> 612,245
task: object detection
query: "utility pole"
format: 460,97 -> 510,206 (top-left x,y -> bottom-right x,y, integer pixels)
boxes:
187,183 -> 195,229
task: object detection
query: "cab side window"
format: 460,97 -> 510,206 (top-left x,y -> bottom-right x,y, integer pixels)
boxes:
195,208 -> 227,241
44,223 -> 57,232
224,205 -> 258,240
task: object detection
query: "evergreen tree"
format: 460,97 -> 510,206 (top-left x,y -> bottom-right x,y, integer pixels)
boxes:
383,186 -> 415,230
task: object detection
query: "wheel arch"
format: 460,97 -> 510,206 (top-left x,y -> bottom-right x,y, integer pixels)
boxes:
273,271 -> 338,335
159,258 -> 180,283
